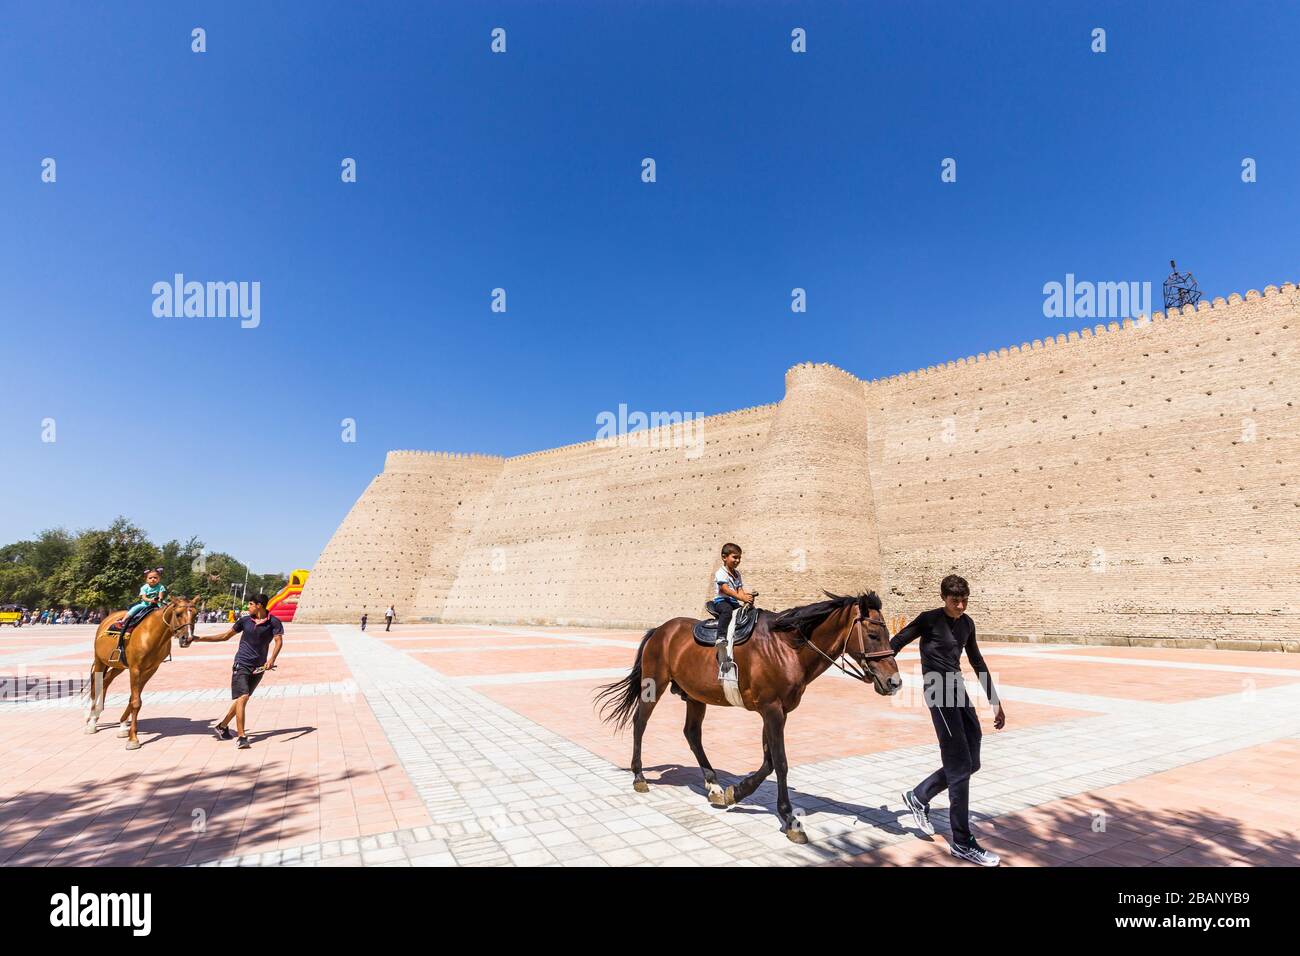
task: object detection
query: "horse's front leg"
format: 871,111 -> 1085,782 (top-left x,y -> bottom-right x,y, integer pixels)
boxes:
761,704 -> 805,843
124,665 -> 157,751
116,699 -> 133,736
730,731 -> 773,805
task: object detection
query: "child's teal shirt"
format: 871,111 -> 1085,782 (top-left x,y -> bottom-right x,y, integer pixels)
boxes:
127,582 -> 168,616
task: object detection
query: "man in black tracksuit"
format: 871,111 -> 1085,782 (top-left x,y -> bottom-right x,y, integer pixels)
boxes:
892,574 -> 1006,866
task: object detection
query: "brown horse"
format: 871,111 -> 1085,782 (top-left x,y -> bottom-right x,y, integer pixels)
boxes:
596,591 -> 901,842
84,597 -> 201,749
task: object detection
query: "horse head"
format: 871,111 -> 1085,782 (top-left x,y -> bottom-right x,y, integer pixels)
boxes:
167,596 -> 201,648
844,591 -> 902,697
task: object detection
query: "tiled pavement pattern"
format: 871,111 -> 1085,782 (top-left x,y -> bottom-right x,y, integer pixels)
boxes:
1,623 -> 1298,867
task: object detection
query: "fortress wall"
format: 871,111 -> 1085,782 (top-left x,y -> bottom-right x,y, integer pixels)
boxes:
302,280 -> 1298,645
867,286 -> 1299,643
437,404 -> 778,627
732,363 -> 882,608
295,451 -> 504,621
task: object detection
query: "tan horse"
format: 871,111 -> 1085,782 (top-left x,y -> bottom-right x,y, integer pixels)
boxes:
84,597 -> 201,749
596,591 -> 901,842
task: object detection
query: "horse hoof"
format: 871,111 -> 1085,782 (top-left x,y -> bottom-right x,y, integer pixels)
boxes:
117,727 -> 130,738
786,827 -> 809,845
633,779 -> 649,794
125,740 -> 141,751
84,724 -> 97,735
707,785 -> 728,809
724,785 -> 736,806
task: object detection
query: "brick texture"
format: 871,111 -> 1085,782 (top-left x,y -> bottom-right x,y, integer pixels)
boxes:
297,285 -> 1299,643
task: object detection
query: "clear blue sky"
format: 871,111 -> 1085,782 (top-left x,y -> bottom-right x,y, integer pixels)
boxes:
2,1 -> 1297,572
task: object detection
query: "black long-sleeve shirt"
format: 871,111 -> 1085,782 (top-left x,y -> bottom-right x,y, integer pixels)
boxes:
890,608 -> 999,706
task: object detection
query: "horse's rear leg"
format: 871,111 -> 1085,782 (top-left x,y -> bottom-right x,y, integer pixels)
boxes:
682,698 -> 732,808
124,667 -> 149,751
628,638 -> 673,793
117,663 -> 159,737
630,689 -> 660,793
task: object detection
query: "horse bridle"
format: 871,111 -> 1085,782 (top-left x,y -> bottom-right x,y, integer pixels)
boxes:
161,601 -> 197,648
802,608 -> 894,685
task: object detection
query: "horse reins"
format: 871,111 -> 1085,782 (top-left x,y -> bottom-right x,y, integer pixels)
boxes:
802,610 -> 894,685
160,602 -> 197,651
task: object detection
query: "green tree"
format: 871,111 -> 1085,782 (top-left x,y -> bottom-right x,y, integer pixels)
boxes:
0,520 -> 292,612
46,518 -> 160,608
0,528 -> 76,605
160,536 -> 205,598
0,564 -> 42,607
253,572 -> 289,599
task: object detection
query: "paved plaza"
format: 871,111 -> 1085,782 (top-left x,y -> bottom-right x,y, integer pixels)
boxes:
1,622 -> 1298,867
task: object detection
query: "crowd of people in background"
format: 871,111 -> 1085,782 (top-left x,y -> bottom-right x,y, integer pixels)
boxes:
17,608 -> 105,625
7,607 -> 235,626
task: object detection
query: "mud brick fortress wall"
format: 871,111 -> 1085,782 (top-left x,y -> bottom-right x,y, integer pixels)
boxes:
298,283 -> 1298,647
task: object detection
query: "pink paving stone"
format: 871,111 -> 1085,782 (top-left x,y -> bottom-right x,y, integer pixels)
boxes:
378,635 -> 589,651
388,624 -> 639,642
0,692 -> 430,866
847,738 -> 1300,867
26,655 -> 354,693
1053,644 -> 1300,668
7,623 -> 352,694
476,675 -> 1098,772
957,653 -> 1300,702
412,644 -> 638,677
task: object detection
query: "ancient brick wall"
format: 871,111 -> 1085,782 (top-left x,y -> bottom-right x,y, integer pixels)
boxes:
437,404 -> 778,627
298,282 -> 1298,645
869,285 -> 1298,645
730,362 -> 881,610
295,451 -> 503,621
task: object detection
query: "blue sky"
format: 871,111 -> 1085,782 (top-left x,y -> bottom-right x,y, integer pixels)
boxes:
2,1 -> 1297,572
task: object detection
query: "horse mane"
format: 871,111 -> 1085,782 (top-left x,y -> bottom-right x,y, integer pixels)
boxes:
770,590 -> 882,645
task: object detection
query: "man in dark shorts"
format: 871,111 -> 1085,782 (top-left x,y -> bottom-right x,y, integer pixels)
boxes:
189,593 -> 284,749
891,574 -> 1006,866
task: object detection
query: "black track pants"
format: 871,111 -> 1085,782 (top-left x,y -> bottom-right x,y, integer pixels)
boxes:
915,703 -> 982,846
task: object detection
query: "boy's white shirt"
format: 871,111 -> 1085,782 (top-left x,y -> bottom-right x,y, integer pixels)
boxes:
714,566 -> 743,596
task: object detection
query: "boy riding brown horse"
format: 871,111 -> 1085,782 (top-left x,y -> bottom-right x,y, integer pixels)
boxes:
84,596 -> 201,749
596,591 -> 901,843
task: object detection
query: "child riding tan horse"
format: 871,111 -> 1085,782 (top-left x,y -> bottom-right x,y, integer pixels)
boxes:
596,591 -> 901,843
84,596 -> 201,749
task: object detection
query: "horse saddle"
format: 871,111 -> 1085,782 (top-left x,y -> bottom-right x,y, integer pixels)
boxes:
109,605 -> 158,634
692,605 -> 759,646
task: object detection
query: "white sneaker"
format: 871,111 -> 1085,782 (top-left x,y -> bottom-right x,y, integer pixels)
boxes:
950,840 -> 1000,867
902,790 -> 934,835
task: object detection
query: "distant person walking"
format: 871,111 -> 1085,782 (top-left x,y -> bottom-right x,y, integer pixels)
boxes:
360,612 -> 368,632
384,606 -> 395,632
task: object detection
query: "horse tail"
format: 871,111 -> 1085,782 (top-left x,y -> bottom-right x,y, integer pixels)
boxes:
594,628 -> 656,731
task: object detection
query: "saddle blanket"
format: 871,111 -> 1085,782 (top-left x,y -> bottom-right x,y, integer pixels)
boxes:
692,605 -> 759,646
